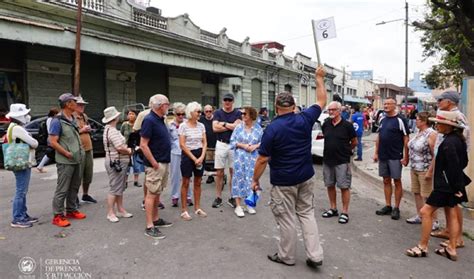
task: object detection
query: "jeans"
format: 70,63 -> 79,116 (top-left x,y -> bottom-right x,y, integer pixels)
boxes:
357,136 -> 363,159
12,168 -> 32,222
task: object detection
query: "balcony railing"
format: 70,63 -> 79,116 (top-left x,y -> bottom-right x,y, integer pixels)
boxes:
200,31 -> 218,45
64,0 -> 104,13
132,7 -> 167,30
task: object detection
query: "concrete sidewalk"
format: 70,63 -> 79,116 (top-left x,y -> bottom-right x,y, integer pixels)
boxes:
352,132 -> 474,236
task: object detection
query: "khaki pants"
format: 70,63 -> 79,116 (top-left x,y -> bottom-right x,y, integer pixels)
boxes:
52,163 -> 82,215
270,178 -> 324,264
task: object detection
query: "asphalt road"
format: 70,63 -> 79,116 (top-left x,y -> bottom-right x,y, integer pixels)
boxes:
0,159 -> 472,278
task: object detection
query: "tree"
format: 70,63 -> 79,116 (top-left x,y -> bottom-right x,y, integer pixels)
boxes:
413,0 -> 474,89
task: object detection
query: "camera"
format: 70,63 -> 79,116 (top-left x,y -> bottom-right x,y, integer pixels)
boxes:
110,159 -> 122,173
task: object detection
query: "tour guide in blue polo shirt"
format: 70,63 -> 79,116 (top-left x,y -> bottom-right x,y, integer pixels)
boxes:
252,66 -> 327,269
140,94 -> 173,239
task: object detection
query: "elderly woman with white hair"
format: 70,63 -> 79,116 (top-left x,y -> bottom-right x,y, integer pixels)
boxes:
169,102 -> 192,207
102,106 -> 133,223
178,101 -> 207,220
5,104 -> 39,228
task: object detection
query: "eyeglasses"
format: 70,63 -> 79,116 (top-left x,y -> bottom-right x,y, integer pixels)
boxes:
327,108 -> 338,111
176,113 -> 185,116
223,99 -> 233,102
241,112 -> 247,116
205,110 -> 212,113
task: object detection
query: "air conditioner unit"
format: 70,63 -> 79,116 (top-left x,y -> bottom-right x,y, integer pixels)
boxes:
232,85 -> 241,92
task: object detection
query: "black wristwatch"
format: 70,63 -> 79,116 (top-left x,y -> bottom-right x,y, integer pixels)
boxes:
223,122 -> 227,128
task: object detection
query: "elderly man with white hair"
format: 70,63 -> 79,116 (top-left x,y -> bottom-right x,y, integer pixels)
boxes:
140,94 -> 173,239
321,101 -> 358,224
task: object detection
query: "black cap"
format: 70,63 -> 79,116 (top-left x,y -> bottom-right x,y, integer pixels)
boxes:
276,92 -> 295,107
222,93 -> 234,101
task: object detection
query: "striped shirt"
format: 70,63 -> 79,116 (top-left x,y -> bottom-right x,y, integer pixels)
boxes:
104,125 -> 129,162
178,122 -> 206,150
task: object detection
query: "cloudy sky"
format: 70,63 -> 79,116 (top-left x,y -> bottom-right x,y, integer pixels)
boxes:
149,0 -> 437,85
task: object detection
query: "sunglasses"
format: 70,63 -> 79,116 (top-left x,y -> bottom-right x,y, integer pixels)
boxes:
205,110 -> 212,113
223,99 -> 233,102
176,113 -> 185,116
241,112 -> 247,116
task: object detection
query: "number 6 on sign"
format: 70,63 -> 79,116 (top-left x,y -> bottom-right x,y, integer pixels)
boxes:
312,17 -> 337,41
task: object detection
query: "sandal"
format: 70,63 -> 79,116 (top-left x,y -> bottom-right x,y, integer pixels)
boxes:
322,209 -> 339,218
406,245 -> 428,258
430,230 -> 449,239
195,208 -> 207,218
267,253 -> 295,266
338,213 -> 349,224
435,248 -> 457,261
180,211 -> 192,221
440,240 -> 464,249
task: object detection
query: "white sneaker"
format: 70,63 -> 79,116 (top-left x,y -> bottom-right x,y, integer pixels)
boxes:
107,215 -> 119,223
234,206 -> 245,218
247,206 -> 256,215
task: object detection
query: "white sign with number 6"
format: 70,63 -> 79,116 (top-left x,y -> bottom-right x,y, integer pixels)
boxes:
312,17 -> 337,41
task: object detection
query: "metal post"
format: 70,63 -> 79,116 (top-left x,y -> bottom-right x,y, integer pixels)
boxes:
404,1 -> 409,111
73,0 -> 82,96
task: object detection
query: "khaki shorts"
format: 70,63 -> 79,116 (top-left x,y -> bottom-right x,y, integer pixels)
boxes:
410,170 -> 433,198
205,148 -> 215,162
145,163 -> 169,195
214,141 -> 233,169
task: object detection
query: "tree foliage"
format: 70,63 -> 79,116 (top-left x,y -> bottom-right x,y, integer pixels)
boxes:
413,0 -> 474,89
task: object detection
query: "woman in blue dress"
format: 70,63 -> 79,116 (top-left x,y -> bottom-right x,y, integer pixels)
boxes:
230,107 -> 263,218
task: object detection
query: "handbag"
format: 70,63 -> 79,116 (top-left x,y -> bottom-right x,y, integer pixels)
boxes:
2,124 -> 31,171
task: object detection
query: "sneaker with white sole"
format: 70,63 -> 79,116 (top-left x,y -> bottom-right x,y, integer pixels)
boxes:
432,220 -> 440,231
107,215 -> 119,223
234,206 -> 245,218
406,215 -> 422,224
247,206 -> 256,215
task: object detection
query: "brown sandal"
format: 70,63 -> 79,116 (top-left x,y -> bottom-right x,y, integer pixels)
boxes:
406,245 -> 428,258
435,248 -> 457,261
440,240 -> 464,249
430,230 -> 449,239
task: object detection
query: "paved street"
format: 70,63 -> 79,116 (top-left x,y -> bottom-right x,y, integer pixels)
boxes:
1,157 -> 473,278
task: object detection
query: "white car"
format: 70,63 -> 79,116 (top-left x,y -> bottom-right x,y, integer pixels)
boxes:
311,112 -> 329,158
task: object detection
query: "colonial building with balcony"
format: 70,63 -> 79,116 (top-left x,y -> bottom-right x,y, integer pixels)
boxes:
0,0 -> 333,119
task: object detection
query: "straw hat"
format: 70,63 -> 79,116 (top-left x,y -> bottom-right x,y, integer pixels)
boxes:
428,110 -> 464,129
102,106 -> 121,124
6,103 -> 30,119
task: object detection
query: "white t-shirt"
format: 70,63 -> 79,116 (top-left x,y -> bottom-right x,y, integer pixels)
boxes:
178,122 -> 206,150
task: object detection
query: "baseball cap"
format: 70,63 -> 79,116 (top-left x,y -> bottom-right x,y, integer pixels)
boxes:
436,91 -> 460,104
58,93 -> 79,103
76,96 -> 89,104
222,93 -> 234,101
275,92 -> 295,107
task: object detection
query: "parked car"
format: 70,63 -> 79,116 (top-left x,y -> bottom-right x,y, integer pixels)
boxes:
0,116 -> 105,168
311,112 -> 329,160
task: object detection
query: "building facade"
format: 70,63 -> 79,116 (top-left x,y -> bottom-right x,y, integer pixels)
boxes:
0,0 -> 333,119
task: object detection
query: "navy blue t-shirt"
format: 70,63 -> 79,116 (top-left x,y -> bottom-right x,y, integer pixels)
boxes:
213,108 -> 242,142
378,115 -> 409,161
259,104 -> 322,186
140,111 -> 171,165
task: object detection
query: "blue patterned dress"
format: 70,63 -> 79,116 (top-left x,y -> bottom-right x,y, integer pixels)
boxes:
230,123 -> 263,198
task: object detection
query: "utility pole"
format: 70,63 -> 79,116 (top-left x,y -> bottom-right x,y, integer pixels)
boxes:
404,1 -> 409,112
342,66 -> 345,105
73,0 -> 83,96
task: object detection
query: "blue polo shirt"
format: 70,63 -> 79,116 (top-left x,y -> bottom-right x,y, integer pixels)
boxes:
259,104 -> 322,186
140,110 -> 171,165
378,114 -> 409,161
